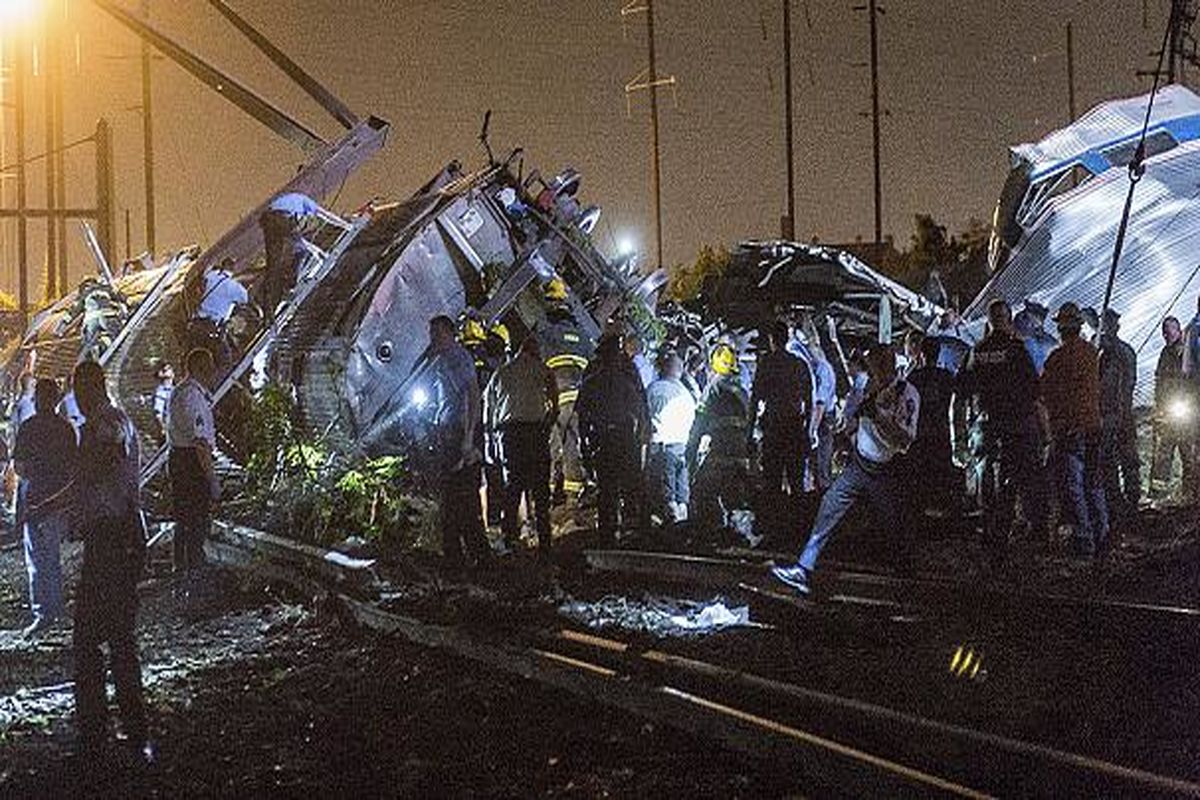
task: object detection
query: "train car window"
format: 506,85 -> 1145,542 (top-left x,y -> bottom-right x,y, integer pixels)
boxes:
1017,164 -> 1094,227
1102,130 -> 1178,169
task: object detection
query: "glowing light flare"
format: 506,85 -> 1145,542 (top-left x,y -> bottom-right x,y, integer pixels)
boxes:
410,386 -> 429,409
1169,396 -> 1194,423
617,237 -> 636,257
0,0 -> 41,28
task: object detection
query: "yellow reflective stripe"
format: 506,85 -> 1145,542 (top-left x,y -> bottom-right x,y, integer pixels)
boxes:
546,354 -> 589,370
562,479 -> 586,492
558,389 -> 579,405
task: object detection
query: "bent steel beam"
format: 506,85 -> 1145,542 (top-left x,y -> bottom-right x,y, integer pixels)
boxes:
207,0 -> 359,130
94,0 -> 326,153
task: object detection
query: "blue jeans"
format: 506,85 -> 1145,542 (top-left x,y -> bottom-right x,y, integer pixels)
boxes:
1055,431 -> 1108,552
648,443 -> 689,513
23,512 -> 66,624
798,453 -> 896,572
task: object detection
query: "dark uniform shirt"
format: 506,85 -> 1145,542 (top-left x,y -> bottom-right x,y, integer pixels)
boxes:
692,376 -> 750,459
14,411 -> 77,516
577,356 -> 649,452
907,364 -> 955,457
78,403 -> 139,516
1099,333 -> 1137,423
960,330 -> 1040,429
751,350 -> 812,432
1155,339 -> 1185,408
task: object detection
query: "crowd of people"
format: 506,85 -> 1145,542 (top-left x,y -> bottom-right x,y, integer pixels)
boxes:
425,292 -> 1188,596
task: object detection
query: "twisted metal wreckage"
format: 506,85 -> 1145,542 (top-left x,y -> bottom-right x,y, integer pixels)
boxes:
10,4 -> 1187,491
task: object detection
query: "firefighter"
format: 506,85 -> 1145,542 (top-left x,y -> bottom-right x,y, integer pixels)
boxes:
772,346 -> 919,596
484,334 -> 558,554
645,352 -> 697,523
541,278 -> 589,503
690,343 -> 753,533
577,333 -> 649,540
71,360 -> 151,765
1098,308 -> 1140,524
1151,316 -> 1192,498
959,299 -> 1046,555
1042,303 -> 1108,557
427,315 -> 488,570
464,317 -> 507,532
167,348 -> 220,597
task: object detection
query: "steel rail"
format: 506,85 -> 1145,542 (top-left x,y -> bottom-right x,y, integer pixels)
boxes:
585,548 -> 1200,619
553,628 -> 1200,798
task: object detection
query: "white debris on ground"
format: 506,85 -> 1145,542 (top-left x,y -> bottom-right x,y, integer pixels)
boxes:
558,594 -> 760,638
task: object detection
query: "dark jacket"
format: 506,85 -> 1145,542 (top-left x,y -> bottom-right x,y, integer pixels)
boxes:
751,350 -> 812,433
1099,333 -> 1137,425
1155,339 -> 1186,409
960,330 -> 1040,429
577,355 -> 650,455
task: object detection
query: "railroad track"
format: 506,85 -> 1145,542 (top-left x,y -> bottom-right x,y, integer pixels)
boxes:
201,522 -> 1200,798
583,547 -> 1200,623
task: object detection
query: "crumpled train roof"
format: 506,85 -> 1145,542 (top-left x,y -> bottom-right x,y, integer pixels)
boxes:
1012,84 -> 1200,174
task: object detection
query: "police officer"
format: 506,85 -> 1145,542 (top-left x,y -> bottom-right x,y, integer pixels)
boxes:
258,191 -> 337,319
1152,316 -> 1191,498
188,258 -> 249,373
750,320 -> 812,533
71,359 -> 150,765
1098,308 -> 1140,523
959,299 -> 1046,554
690,343 -> 753,533
577,333 -> 649,541
167,348 -> 220,594
484,334 -> 558,553
427,315 -> 489,570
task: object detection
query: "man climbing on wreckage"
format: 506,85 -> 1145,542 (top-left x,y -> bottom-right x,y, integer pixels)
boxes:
771,346 -> 919,597
258,191 -> 340,321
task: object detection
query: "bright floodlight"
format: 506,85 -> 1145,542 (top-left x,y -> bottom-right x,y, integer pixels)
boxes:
411,386 -> 429,409
617,237 -> 635,257
0,0 -> 38,26
1169,396 -> 1193,423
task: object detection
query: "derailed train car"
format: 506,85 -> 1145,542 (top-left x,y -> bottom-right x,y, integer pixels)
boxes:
969,85 -> 1200,403
695,240 -> 942,384
10,151 -> 650,480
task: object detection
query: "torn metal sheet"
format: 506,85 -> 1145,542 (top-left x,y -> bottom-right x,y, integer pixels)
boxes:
971,85 -> 1200,403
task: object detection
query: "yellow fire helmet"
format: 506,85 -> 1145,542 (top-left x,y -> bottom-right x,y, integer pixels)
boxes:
461,317 -> 487,344
490,322 -> 511,348
710,342 -> 737,376
544,277 -> 568,302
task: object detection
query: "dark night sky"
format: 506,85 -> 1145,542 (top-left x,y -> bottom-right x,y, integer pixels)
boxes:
0,1 -> 1177,297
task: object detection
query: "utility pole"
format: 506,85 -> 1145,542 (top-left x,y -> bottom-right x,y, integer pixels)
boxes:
141,0 -> 156,255
622,1 -> 675,272
14,37 -> 28,325
44,13 -> 59,298
1066,22 -> 1077,123
868,0 -> 882,246
782,0 -> 796,240
646,0 -> 663,271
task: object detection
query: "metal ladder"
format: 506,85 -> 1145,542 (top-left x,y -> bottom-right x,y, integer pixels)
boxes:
138,211 -> 371,487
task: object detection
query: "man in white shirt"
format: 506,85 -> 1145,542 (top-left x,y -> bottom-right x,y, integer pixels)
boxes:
772,346 -> 919,596
167,348 -> 219,590
189,259 -> 250,372
645,352 -> 697,523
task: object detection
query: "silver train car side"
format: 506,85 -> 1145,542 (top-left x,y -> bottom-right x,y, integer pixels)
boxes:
969,85 -> 1200,403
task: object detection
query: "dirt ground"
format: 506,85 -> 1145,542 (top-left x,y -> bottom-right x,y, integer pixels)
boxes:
0,541 -> 795,799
